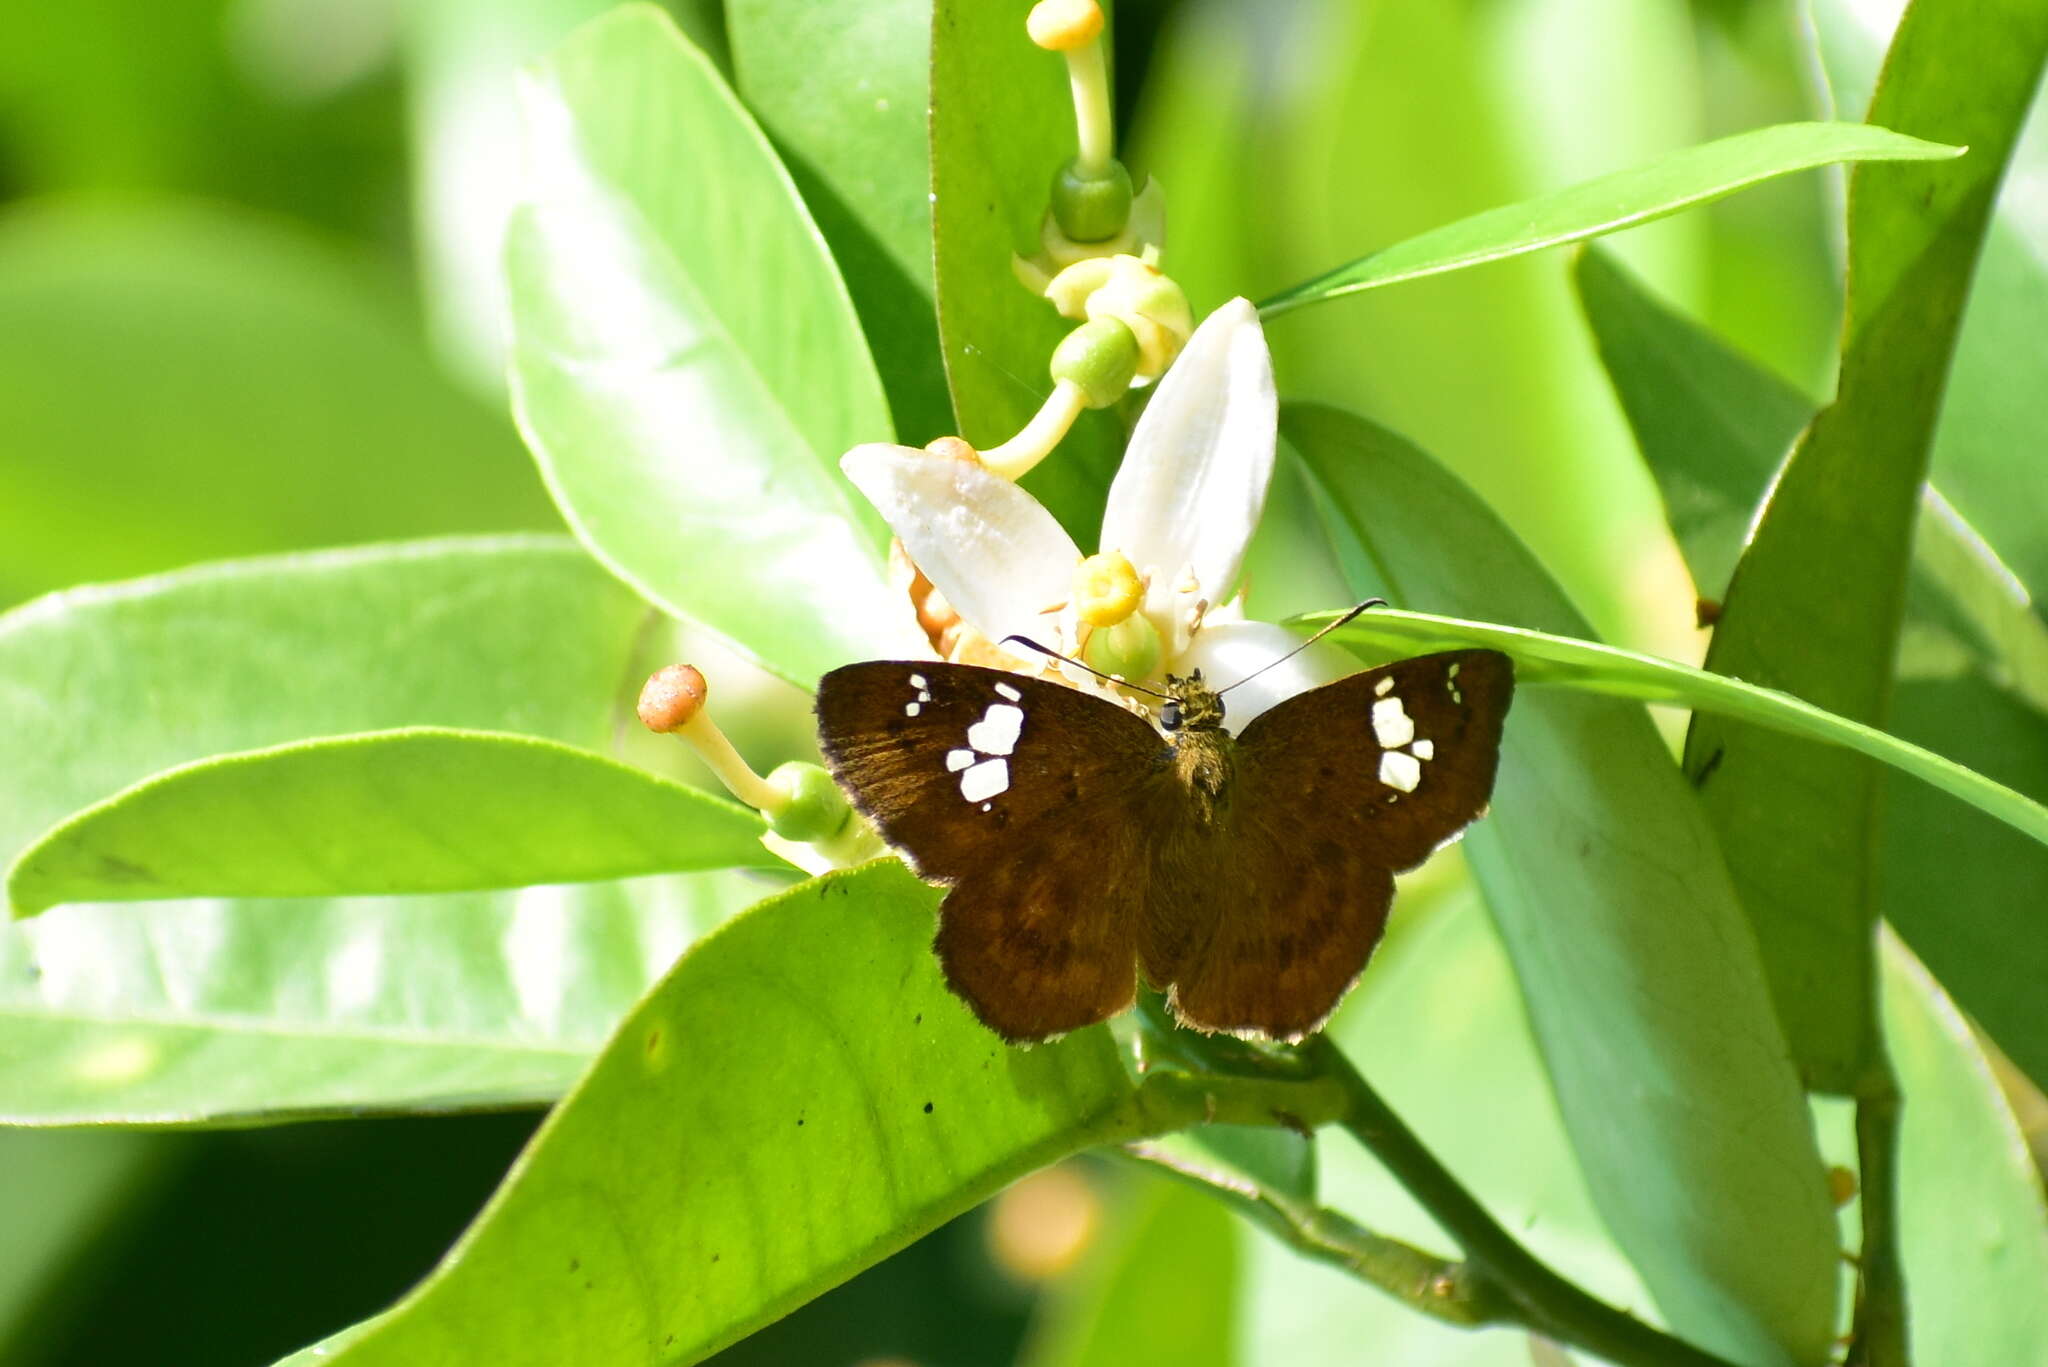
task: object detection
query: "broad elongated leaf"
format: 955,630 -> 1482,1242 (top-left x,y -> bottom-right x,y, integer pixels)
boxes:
1288,404 -> 1835,1366
8,729 -> 775,917
1258,122 -> 1958,317
1884,934 -> 2048,1364
1811,0 -> 2048,596
0,202 -> 553,609
507,4 -> 921,688
1682,1 -> 2048,1092
0,871 -> 771,1125
929,0 -> 1125,539
299,861 -> 1139,1367
1576,245 -> 2048,1095
0,538 -> 768,1124
728,0 -> 953,445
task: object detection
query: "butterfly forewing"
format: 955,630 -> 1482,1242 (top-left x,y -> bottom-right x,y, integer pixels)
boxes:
1165,649 -> 1513,1038
816,661 -> 1171,1040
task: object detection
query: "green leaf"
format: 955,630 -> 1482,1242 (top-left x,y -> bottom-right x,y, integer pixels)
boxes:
1240,894 -> 1650,1366
0,201 -> 554,609
1884,934 -> 2048,1364
0,1131 -> 164,1346
728,0 -> 955,446
929,0 -> 1125,539
299,861 -> 1139,1367
1021,1174 -> 1241,1367
1681,3 -> 2048,1092
0,871 -> 770,1125
1287,403 -> 1835,1367
1575,244 -> 2048,1096
507,4 -> 921,688
0,538 -> 779,1123
8,729 -> 775,917
1258,122 -> 1959,318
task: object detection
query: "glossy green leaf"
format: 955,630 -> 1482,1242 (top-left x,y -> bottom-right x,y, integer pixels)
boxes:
1811,0 -> 2048,597
1241,894 -> 1651,1366
507,4 -> 922,688
1576,244 -> 2048,1095
1288,403 -> 1835,1366
1258,122 -> 1958,318
8,729 -> 775,917
1021,1173 -> 1240,1367
1682,2 -> 2048,1092
929,0 -> 1125,538
301,861 -> 1139,1367
1884,934 -> 2048,1364
0,201 -> 553,609
728,0 -> 954,446
0,538 -> 779,1123
0,871 -> 770,1125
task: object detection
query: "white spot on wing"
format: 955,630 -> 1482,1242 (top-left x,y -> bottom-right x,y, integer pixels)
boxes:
994,682 -> 1022,702
1374,676 -> 1394,696
966,703 -> 1024,756
1372,696 -> 1415,749
961,757 -> 1009,803
945,749 -> 975,772
909,673 -> 927,689
904,702 -> 921,717
1410,739 -> 1435,761
1380,750 -> 1422,793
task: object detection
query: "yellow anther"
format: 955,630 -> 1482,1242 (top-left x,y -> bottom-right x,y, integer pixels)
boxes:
1027,0 -> 1103,53
1072,551 -> 1145,628
924,435 -> 981,464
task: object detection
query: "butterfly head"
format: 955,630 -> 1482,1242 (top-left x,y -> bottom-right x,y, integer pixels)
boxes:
1159,670 -> 1226,734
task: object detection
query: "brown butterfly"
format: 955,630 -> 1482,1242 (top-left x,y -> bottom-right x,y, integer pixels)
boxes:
815,640 -> 1512,1043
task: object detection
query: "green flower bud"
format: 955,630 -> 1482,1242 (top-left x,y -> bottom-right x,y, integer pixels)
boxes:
1082,612 -> 1162,683
1050,317 -> 1140,409
1050,156 -> 1134,243
765,761 -> 853,842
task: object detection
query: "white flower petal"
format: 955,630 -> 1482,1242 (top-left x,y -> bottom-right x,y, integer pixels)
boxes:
1175,619 -> 1352,731
841,444 -> 1081,650
1100,297 -> 1276,617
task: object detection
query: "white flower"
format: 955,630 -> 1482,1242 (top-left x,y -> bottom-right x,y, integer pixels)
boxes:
842,298 -> 1349,728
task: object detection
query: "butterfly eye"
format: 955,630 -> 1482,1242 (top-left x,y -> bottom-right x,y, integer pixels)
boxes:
1160,700 -> 1182,731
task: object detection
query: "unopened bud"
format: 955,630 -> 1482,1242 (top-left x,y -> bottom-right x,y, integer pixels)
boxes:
637,664 -> 707,733
1051,156 -> 1134,243
1050,317 -> 1140,409
764,761 -> 853,842
1027,0 -> 1103,51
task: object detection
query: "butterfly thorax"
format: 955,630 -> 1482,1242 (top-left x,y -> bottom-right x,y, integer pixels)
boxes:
1161,672 -> 1235,824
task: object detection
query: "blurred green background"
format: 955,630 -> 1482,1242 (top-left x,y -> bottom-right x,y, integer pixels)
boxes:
1,1 -> 2040,1364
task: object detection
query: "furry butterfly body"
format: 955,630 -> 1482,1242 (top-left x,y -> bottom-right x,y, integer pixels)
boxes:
815,650 -> 1512,1042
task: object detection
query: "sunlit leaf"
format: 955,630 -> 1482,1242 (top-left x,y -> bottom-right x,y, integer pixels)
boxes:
507,4 -> 921,687
1259,122 -> 1958,317
1681,2 -> 2048,1091
1289,403 -> 1835,1366
1576,244 -> 2048,1095
299,861 -> 1139,1367
728,0 -> 954,445
929,0 -> 1125,539
8,729 -> 776,917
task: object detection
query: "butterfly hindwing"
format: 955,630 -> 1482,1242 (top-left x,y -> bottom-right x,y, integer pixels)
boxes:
1165,649 -> 1514,1038
816,661 -> 1170,1040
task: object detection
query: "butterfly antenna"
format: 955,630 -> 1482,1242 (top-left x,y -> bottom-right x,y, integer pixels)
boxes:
1216,598 -> 1389,696
998,635 -> 1174,700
